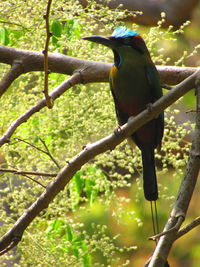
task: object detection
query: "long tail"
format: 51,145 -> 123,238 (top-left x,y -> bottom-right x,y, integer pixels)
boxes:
141,148 -> 158,201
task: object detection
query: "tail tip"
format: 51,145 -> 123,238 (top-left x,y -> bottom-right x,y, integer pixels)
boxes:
145,191 -> 158,201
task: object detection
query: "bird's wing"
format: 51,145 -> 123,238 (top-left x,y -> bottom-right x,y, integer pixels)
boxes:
145,63 -> 164,147
145,63 -> 163,101
110,81 -> 129,126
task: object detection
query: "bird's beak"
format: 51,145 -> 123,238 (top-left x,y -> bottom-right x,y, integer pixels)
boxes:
82,36 -> 116,48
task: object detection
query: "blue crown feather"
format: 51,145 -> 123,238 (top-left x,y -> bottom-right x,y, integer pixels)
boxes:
112,26 -> 139,38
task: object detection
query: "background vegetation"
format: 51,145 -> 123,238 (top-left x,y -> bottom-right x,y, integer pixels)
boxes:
0,0 -> 200,266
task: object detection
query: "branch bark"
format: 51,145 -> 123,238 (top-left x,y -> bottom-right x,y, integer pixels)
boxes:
43,0 -> 53,108
0,68 -> 199,255
148,72 -> 200,266
0,45 -> 197,92
0,62 -> 24,97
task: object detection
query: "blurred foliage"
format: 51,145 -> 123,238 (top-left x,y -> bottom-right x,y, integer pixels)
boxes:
0,0 -> 200,266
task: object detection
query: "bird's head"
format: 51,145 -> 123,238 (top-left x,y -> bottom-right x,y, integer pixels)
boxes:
83,26 -> 147,54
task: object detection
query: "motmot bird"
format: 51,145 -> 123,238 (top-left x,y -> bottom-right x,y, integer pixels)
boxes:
83,27 -> 164,201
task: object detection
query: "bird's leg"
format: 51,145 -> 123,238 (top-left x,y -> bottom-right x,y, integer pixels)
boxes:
150,201 -> 159,244
146,103 -> 153,113
114,125 -> 122,137
161,84 -> 173,90
111,126 -> 123,151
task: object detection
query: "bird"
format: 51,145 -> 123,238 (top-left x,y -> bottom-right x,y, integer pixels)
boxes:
83,26 -> 164,202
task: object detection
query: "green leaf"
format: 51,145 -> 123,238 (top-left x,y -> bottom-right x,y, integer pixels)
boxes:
51,20 -> 62,37
74,170 -> 84,195
46,218 -> 65,238
0,27 -> 9,45
64,19 -> 81,39
85,179 -> 95,200
83,253 -> 92,267
66,224 -> 73,242
72,247 -> 79,258
183,90 -> 195,108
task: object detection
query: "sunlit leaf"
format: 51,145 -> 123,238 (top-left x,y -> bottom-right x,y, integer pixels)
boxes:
0,27 -> 9,45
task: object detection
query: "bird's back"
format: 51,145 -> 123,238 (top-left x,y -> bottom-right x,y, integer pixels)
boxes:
110,45 -> 163,150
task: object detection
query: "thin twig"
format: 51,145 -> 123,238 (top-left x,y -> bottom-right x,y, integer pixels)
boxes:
176,217 -> 200,239
22,174 -> 46,188
39,138 -> 60,169
186,109 -> 200,113
0,168 -> 57,188
14,137 -> 60,169
0,168 -> 57,177
149,215 -> 184,241
15,137 -> 49,154
0,20 -> 30,31
43,0 -> 53,108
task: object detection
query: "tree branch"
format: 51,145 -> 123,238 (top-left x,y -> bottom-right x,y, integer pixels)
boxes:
148,71 -> 200,266
0,168 -> 57,177
0,68 -> 199,255
0,45 -> 198,148
0,64 -> 197,148
0,45 -> 197,97
43,0 -> 53,108
18,174 -> 46,189
176,216 -> 200,239
15,137 -> 60,169
39,138 -> 60,169
0,62 -> 24,97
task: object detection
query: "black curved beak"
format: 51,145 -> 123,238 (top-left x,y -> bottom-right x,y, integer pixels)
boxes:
82,36 -> 116,49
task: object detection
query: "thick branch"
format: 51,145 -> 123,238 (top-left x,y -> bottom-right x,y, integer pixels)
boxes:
0,62 -> 23,97
0,68 -> 199,255
0,45 -> 109,85
0,45 -> 197,95
149,72 -> 200,266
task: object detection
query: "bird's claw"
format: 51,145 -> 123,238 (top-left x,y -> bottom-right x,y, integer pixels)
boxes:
114,126 -> 122,137
146,103 -> 153,113
161,84 -> 172,90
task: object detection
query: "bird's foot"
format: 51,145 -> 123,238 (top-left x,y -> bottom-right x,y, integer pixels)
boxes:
161,84 -> 173,90
146,103 -> 153,113
114,126 -> 122,137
